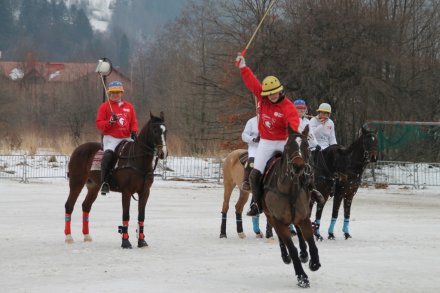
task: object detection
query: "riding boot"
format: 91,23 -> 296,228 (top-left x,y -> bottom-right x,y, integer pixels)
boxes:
242,158 -> 254,191
246,169 -> 263,216
307,173 -> 325,205
100,150 -> 114,195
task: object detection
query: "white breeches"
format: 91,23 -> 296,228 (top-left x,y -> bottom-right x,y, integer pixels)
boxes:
102,135 -> 130,152
253,138 -> 287,172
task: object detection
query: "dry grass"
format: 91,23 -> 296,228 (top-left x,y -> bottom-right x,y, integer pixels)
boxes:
0,127 -> 100,155
0,129 -> 229,157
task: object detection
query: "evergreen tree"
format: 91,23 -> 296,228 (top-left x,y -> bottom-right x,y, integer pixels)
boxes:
0,0 -> 15,52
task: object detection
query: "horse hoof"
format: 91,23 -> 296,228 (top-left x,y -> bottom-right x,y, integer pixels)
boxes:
138,239 -> 148,248
309,261 -> 321,272
65,235 -> 74,244
121,239 -> 132,249
328,233 -> 335,240
238,232 -> 246,239
282,254 -> 291,264
299,251 -> 309,263
344,233 -> 352,240
255,232 -> 263,239
83,234 -> 93,242
297,275 -> 310,288
266,237 -> 275,243
219,233 -> 227,238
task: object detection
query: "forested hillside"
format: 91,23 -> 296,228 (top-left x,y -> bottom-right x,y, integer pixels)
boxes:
1,0 -> 440,157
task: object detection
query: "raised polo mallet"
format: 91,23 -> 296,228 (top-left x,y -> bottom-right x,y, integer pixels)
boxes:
236,0 -> 278,63
95,58 -> 114,112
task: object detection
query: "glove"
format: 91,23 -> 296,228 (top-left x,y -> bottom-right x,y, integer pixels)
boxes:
315,145 -> 321,151
319,117 -> 328,124
252,135 -> 260,143
131,132 -> 138,141
235,53 -> 246,69
109,113 -> 118,124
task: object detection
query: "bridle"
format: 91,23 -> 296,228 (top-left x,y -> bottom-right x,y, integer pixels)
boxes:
284,135 -> 310,183
361,132 -> 378,164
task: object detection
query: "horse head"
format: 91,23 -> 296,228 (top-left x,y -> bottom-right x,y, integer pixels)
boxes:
359,126 -> 378,163
138,111 -> 168,159
284,124 -> 310,177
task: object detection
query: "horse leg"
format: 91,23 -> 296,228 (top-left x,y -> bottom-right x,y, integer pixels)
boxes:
342,195 -> 354,239
273,222 -> 310,288
312,201 -> 326,241
328,194 -> 343,240
252,215 -> 264,238
81,184 -> 100,242
220,179 -> 235,238
235,189 -> 249,239
64,177 -> 87,243
278,237 -> 292,264
137,186 -> 151,248
119,192 -> 132,249
266,222 -> 274,240
295,226 -> 309,263
297,218 -> 321,272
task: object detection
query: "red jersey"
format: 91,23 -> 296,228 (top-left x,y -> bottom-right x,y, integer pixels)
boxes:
96,99 -> 139,138
240,67 -> 299,140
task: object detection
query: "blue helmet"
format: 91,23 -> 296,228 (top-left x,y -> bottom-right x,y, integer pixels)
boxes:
294,99 -> 306,109
108,81 -> 124,93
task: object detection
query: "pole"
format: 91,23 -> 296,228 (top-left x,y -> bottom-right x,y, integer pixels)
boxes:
95,58 -> 113,112
239,0 -> 278,58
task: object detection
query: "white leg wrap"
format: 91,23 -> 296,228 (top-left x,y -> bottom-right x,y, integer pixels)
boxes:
83,234 -> 93,242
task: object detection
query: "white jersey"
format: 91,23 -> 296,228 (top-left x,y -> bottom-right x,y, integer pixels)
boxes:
309,116 -> 337,149
298,116 -> 318,150
241,116 -> 259,158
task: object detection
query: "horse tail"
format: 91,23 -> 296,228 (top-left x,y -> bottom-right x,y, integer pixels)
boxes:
68,142 -> 102,178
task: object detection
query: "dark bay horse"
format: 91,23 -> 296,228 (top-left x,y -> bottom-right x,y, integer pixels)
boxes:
220,150 -> 296,240
311,126 -> 378,240
263,125 -> 321,288
64,112 -> 167,248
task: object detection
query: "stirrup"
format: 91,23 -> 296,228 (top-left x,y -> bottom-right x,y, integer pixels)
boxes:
246,203 -> 261,216
100,182 -> 110,195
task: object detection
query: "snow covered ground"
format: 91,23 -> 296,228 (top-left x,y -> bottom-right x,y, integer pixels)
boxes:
0,178 -> 439,292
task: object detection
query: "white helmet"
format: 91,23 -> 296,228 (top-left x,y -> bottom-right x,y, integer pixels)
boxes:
317,103 -> 331,113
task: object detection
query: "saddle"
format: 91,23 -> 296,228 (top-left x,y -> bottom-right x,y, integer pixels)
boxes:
90,140 -> 131,171
262,151 -> 282,185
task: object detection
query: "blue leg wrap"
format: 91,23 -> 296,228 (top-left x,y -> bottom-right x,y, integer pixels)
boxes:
252,215 -> 260,234
289,224 -> 296,233
343,218 -> 350,233
314,219 -> 321,235
328,218 -> 337,234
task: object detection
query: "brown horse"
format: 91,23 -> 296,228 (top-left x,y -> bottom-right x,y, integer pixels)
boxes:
311,126 -> 378,240
263,125 -> 321,288
64,112 -> 167,249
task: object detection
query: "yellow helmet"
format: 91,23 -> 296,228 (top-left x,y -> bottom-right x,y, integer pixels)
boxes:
261,76 -> 283,96
317,103 -> 332,113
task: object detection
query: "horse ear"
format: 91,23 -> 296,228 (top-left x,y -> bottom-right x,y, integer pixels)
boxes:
302,124 -> 309,137
287,123 -> 295,135
150,111 -> 154,119
160,111 -> 165,122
